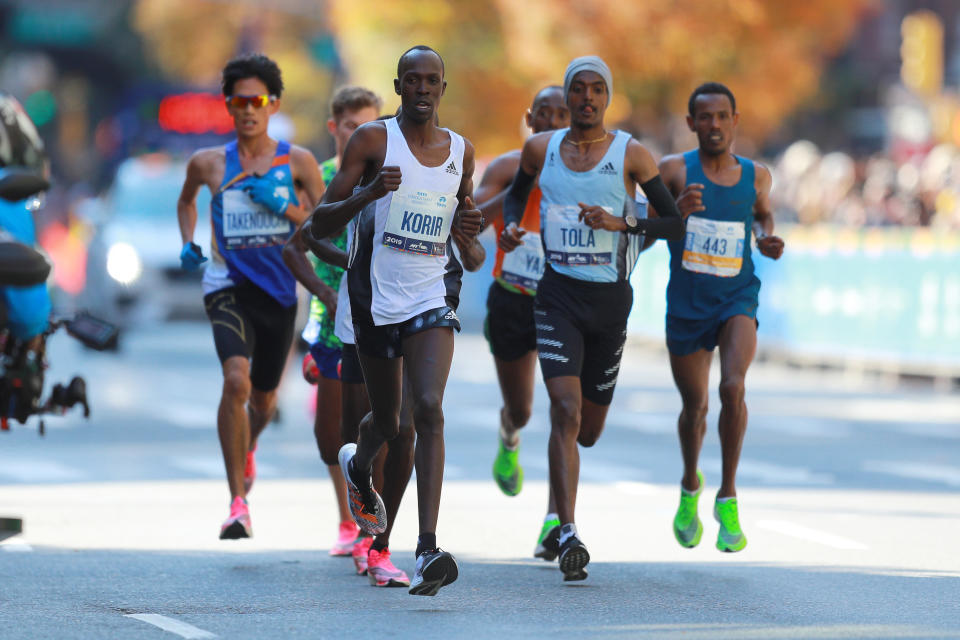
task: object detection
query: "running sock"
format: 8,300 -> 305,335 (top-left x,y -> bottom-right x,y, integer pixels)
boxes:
499,425 -> 519,450
559,523 -> 578,546
682,479 -> 701,496
370,539 -> 388,553
416,532 -> 437,557
716,496 -> 736,503
544,512 -> 559,524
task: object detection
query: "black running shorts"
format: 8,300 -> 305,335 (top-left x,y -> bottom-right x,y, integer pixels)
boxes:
204,282 -> 297,392
353,306 -> 461,360
484,281 -> 537,361
534,266 -> 632,406
339,343 -> 365,385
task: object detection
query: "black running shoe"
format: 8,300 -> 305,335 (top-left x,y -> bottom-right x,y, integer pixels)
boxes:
408,548 -> 459,596
534,520 -> 561,561
558,535 -> 590,582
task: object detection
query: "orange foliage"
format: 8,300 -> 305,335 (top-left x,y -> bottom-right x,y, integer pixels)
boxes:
332,0 -> 875,155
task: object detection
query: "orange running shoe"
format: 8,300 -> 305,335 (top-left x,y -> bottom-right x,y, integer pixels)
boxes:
337,443 -> 386,535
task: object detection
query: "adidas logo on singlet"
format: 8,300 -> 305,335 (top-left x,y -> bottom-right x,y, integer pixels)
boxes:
598,162 -> 616,175
445,161 -> 459,175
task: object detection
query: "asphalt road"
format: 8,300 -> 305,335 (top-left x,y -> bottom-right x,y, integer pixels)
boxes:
1,320 -> 958,639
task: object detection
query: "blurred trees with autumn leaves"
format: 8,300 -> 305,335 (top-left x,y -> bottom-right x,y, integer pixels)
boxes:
132,0 -> 875,157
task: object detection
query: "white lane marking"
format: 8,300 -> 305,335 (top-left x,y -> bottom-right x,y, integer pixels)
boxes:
862,460 -> 960,487
125,614 -> 217,639
0,458 -> 85,482
1,541 -> 33,552
757,519 -> 867,550
702,457 -> 834,486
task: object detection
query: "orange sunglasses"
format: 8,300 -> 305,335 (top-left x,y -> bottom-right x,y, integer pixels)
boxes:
225,94 -> 275,109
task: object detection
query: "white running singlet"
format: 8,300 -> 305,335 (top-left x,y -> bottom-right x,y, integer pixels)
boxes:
349,117 -> 466,326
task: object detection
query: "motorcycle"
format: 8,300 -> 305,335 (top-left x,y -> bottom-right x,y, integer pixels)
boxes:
0,96 -> 118,541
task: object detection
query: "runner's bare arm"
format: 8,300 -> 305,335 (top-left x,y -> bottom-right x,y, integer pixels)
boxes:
475,150 -> 521,233
279,147 -> 329,298
450,140 -> 485,270
752,163 -> 784,260
453,140 -> 482,238
177,149 -> 217,245
285,145 -> 326,226
310,123 -> 392,239
282,225 -> 338,308
298,220 -> 348,269
451,225 -> 486,272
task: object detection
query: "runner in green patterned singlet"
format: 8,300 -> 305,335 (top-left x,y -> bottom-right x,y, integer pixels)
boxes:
283,86 -> 382,557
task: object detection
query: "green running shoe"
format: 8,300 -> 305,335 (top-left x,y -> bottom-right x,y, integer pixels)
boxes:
673,469 -> 704,548
534,517 -> 561,561
714,495 -> 747,552
492,440 -> 523,496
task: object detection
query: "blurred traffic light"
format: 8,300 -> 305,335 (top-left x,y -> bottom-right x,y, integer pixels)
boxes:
900,10 -> 943,97
157,93 -> 233,135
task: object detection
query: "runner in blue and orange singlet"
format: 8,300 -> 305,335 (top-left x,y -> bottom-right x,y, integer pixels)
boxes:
176,53 -> 325,540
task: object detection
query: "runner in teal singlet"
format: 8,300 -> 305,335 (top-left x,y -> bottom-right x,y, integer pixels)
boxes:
657,82 -> 784,554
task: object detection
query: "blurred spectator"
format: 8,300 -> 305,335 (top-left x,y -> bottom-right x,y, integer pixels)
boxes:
768,140 -> 960,229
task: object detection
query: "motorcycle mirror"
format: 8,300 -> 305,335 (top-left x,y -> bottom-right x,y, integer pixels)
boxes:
0,240 -> 51,286
0,169 -> 49,202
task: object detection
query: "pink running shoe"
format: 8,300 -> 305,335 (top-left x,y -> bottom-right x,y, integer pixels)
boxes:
244,446 -> 257,494
219,496 -> 252,539
367,548 -> 410,587
352,536 -> 373,575
330,521 -> 360,557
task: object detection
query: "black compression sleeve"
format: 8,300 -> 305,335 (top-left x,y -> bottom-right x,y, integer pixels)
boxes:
635,175 -> 686,241
503,166 -> 537,227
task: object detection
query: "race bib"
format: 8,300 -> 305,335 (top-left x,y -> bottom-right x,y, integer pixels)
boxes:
222,189 -> 291,250
681,215 -> 745,277
382,187 -> 457,257
501,232 -> 544,291
543,204 -> 614,266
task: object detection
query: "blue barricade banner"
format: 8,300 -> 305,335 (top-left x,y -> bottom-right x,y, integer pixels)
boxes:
628,225 -> 960,373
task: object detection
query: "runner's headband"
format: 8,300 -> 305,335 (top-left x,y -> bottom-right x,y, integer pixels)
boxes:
563,56 -> 612,106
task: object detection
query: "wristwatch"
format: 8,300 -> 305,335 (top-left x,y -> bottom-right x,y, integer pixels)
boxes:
624,214 -> 640,234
